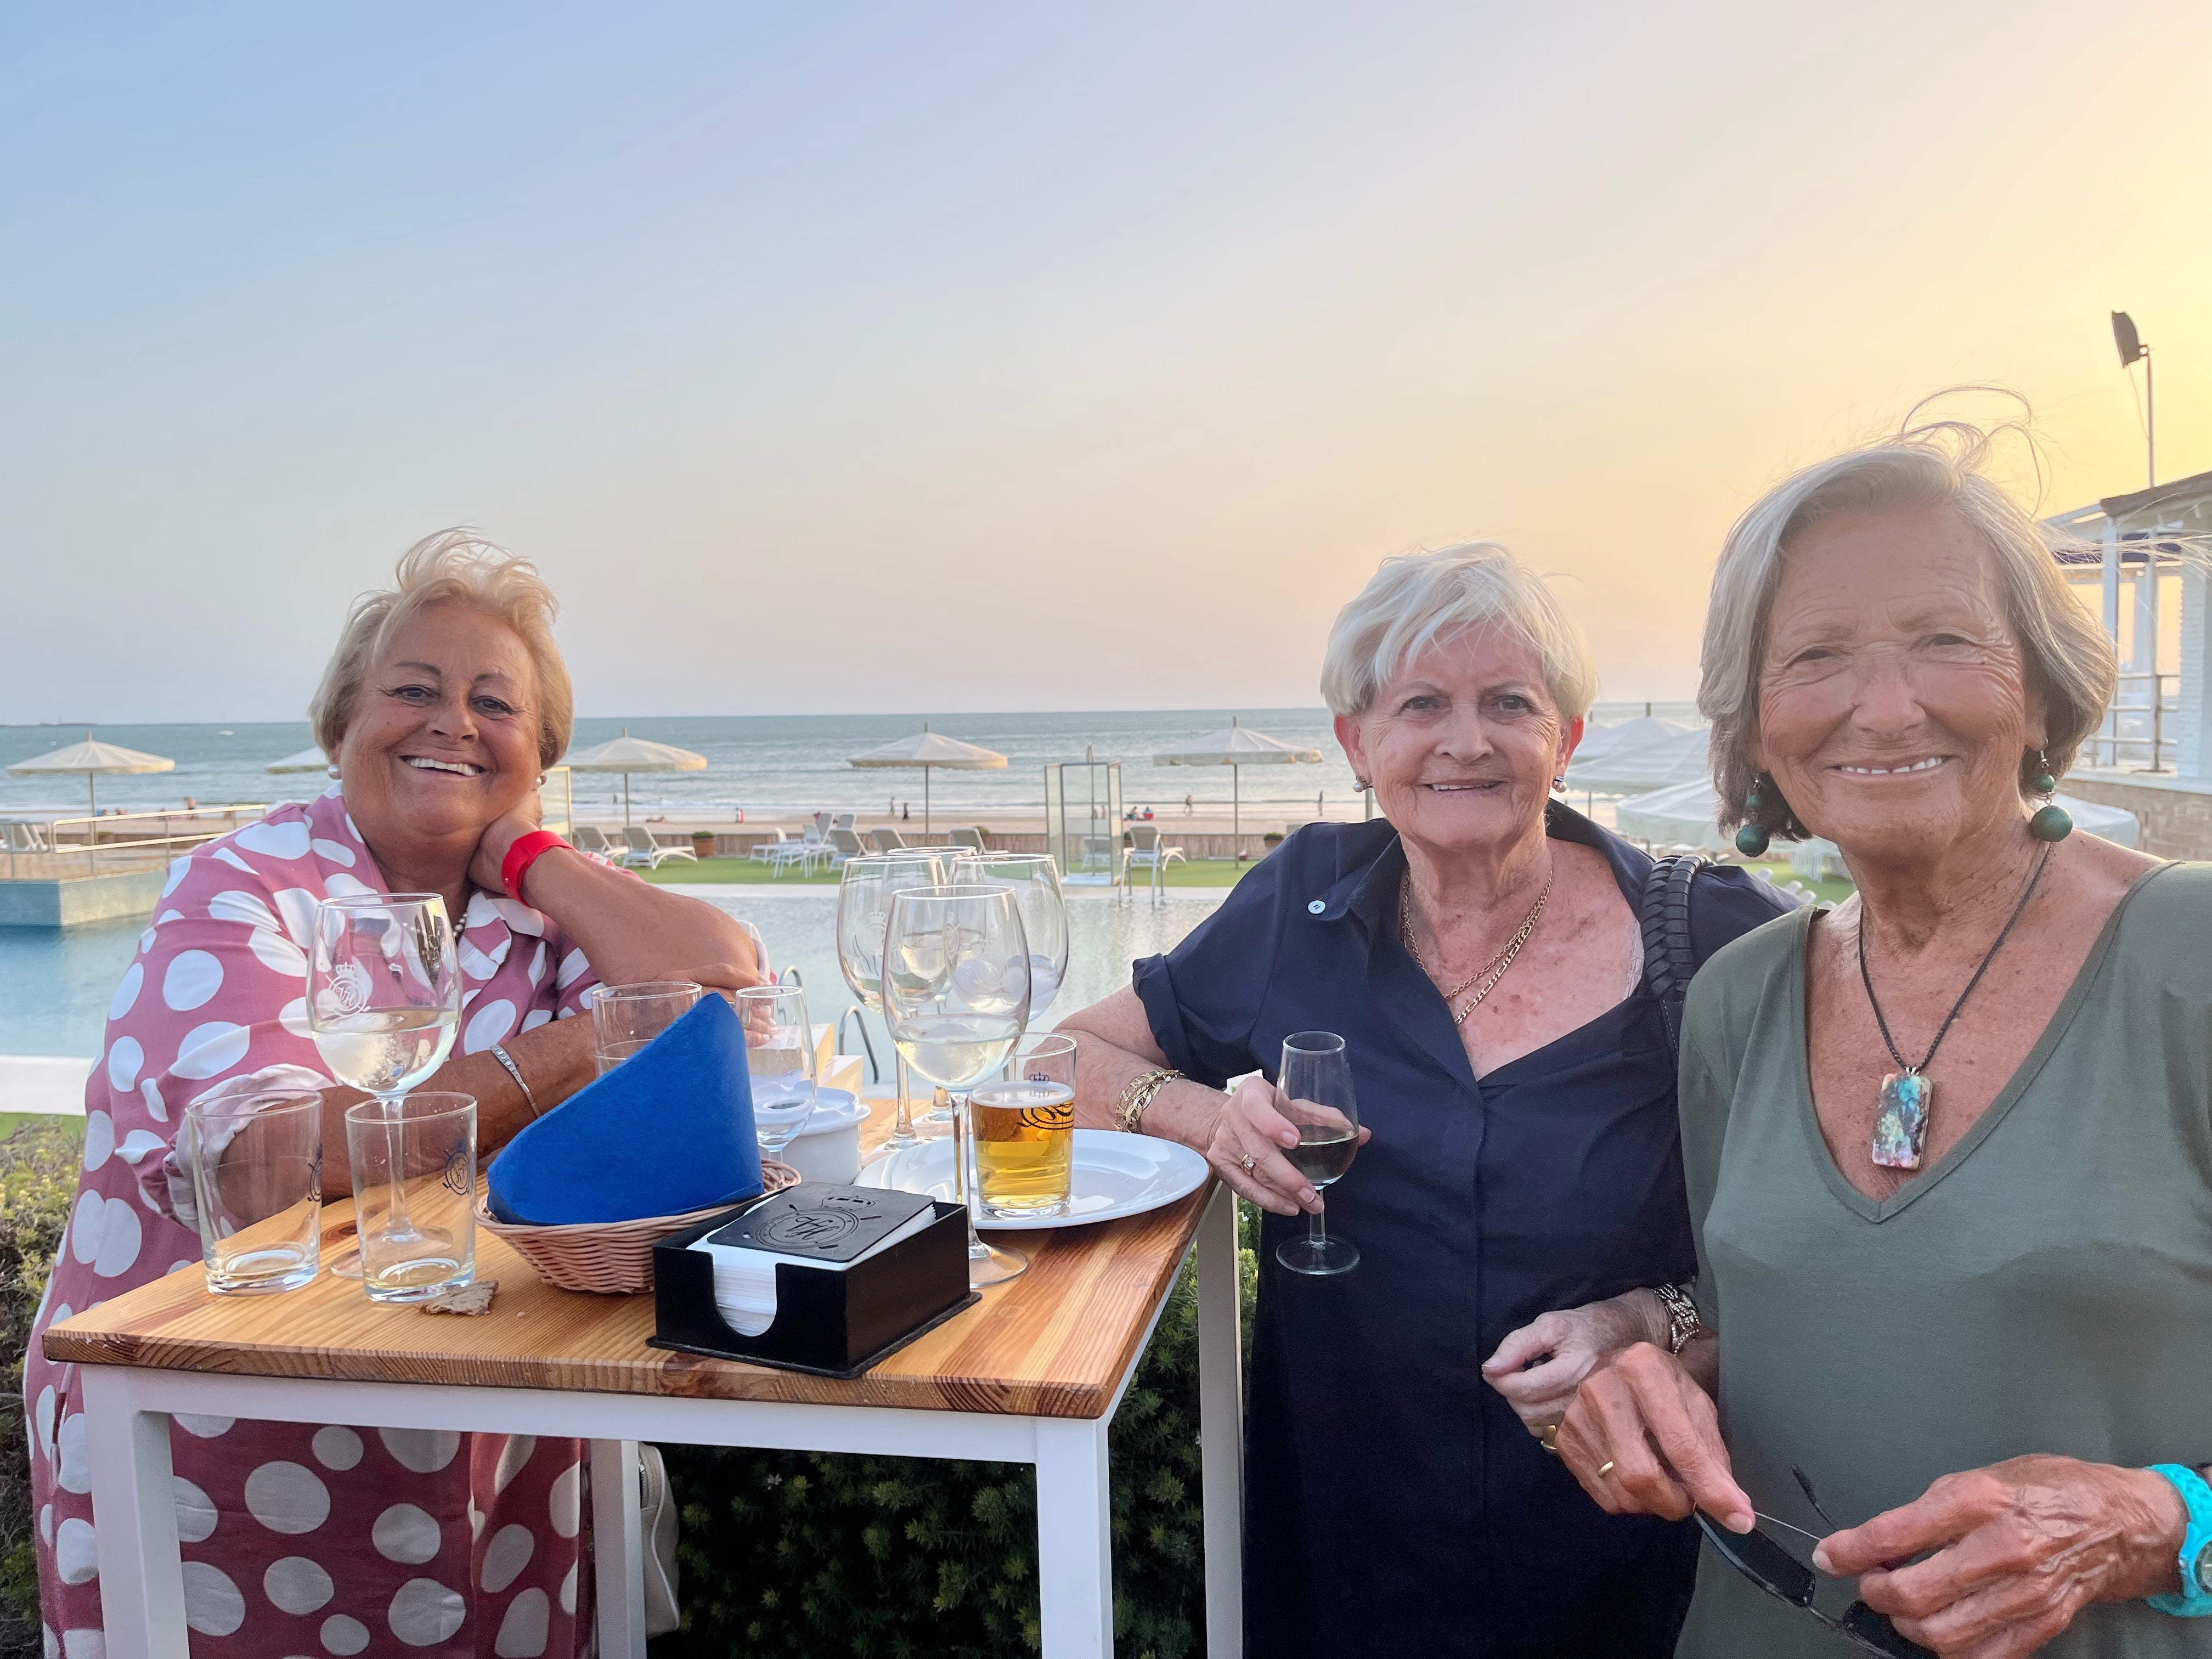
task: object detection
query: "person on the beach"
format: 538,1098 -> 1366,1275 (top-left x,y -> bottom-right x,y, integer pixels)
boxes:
1060,544 -> 1788,1656
1558,416 -> 2212,1657
27,531 -> 763,1658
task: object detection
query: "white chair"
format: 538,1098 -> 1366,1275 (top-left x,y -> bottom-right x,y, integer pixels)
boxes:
832,813 -> 856,834
750,827 -> 794,865
767,834 -> 818,878
868,827 -> 908,853
1122,825 -> 1186,898
622,826 -> 696,870
573,825 -> 621,862
826,828 -> 868,869
947,827 -> 986,853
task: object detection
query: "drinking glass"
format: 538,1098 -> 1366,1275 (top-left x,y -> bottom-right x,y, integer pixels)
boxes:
184,1088 -> 324,1294
343,1092 -> 477,1302
970,1032 -> 1076,1220
310,894 -> 462,1279
835,852 -> 952,1149
1274,1031 -> 1361,1276
590,979 -> 702,1075
737,983 -> 818,1161
882,884 -> 1032,1285
953,854 -> 1070,1015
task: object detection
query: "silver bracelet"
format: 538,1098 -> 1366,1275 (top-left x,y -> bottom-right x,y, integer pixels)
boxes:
486,1043 -> 541,1119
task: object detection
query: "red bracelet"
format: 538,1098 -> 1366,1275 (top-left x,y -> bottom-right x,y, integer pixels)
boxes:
500,831 -> 572,904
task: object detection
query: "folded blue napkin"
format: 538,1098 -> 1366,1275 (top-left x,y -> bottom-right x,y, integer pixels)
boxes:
487,994 -> 764,1226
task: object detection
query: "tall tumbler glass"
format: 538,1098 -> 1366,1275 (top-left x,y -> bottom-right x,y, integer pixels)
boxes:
590,980 -> 702,1074
344,1091 -> 477,1303
737,983 -> 818,1160
184,1088 -> 325,1294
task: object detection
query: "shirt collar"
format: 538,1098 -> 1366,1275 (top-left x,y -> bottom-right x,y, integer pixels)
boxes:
1303,799 -> 1643,928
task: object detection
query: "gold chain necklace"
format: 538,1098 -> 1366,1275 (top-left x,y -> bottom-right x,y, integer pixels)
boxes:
1399,874 -> 1553,1027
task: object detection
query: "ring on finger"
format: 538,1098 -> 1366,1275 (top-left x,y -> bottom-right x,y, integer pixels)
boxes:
1240,1154 -> 1256,1173
1538,1423 -> 1560,1454
1595,1460 -> 1615,1479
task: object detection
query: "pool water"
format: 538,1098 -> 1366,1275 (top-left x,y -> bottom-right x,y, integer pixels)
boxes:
0,890 -> 1226,1060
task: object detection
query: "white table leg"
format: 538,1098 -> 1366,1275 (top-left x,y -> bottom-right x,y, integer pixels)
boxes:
80,1367 -> 188,1659
588,1438 -> 646,1659
1034,1416 -> 1113,1658
1197,1180 -> 1245,1659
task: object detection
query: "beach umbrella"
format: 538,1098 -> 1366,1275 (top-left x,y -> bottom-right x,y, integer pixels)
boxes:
846,724 -> 1007,834
562,728 -> 707,826
1562,725 -> 1711,796
7,737 -> 174,816
1152,716 -> 1324,860
1568,714 -> 1688,767
1613,779 -> 2141,858
264,746 -> 331,774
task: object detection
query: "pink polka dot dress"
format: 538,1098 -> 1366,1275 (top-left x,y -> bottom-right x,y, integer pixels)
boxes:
26,789 -> 605,1657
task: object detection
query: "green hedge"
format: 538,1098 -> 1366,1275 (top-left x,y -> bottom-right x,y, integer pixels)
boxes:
0,1116 -> 1254,1659
658,1207 -> 1257,1657
0,1121 -> 81,1659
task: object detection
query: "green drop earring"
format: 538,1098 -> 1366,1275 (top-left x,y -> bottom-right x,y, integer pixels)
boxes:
2028,749 -> 2073,842
1735,775 -> 1773,857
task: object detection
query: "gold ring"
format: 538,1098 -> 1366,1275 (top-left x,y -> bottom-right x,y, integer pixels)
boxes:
1596,1460 -> 1616,1478
1538,1423 -> 1560,1453
1240,1154 -> 1256,1173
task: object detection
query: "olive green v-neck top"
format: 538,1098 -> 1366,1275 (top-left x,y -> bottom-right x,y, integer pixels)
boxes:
1677,861 -> 2212,1658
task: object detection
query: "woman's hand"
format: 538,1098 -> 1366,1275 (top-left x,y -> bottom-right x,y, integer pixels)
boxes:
467,795 -> 546,897
1814,1455 -> 2187,1658
1556,1341 -> 1754,1532
1480,1291 -> 1666,1434
1204,1075 -> 1372,1216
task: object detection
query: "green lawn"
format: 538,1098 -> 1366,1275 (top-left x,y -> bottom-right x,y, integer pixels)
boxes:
0,1112 -> 80,1145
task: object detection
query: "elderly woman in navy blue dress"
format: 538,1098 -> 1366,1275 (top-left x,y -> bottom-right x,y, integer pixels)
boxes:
1060,545 -> 1788,1656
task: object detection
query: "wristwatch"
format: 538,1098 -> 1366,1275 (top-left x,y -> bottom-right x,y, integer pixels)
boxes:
2146,1464 -> 2212,1616
1652,1282 -> 1703,1355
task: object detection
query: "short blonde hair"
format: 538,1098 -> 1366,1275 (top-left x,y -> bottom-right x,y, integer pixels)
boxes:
311,530 -> 573,769
1700,414 -> 2116,840
1321,543 -> 1600,721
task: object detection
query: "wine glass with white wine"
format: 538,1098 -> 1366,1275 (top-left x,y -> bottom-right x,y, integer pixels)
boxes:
1273,1031 -> 1360,1276
880,883 -> 1031,1286
309,894 -> 462,1279
836,851 -> 951,1148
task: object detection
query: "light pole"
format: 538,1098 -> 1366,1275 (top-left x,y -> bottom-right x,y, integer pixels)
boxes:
2112,311 -> 2154,487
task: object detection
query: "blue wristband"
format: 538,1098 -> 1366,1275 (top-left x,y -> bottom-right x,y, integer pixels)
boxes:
2145,1464 -> 2212,1617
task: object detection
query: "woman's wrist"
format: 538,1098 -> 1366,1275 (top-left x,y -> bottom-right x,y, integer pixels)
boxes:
1142,1079 -> 1228,1150
2109,1465 -> 2190,1602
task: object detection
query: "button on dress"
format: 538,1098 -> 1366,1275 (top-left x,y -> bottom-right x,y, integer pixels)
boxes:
26,788 -> 604,1658
1132,808 -> 1788,1658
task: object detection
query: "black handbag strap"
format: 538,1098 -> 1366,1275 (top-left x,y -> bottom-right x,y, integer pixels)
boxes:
1638,852 -> 1705,1062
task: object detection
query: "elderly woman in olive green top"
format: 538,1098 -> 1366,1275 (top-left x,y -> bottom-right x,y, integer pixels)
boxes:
1556,417 -> 2212,1659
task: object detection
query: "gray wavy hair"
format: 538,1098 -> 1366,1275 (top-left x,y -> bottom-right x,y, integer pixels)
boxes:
310,529 -> 574,769
1321,543 -> 1599,721
1700,413 -> 2115,840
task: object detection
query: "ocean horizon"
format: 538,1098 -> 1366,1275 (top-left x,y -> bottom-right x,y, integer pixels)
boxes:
0,702 -> 1701,818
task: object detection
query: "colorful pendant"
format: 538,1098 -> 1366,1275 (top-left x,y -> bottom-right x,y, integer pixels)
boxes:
1871,1070 -> 1929,1169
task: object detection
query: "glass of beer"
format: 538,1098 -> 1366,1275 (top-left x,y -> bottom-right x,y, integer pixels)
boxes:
970,1033 -> 1076,1220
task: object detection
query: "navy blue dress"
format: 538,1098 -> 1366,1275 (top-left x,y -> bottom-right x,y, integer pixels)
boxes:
1132,805 -> 1788,1658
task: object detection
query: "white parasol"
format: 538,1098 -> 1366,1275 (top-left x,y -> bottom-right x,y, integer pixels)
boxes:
562,728 -> 707,826
264,746 -> 331,775
7,737 -> 174,816
1152,716 -> 1324,860
846,724 -> 1007,834
1613,778 -> 2141,856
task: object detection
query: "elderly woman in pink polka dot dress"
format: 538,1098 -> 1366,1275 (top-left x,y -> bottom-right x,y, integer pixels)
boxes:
26,532 -> 765,1657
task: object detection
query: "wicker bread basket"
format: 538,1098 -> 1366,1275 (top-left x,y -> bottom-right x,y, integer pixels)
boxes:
478,1160 -> 799,1295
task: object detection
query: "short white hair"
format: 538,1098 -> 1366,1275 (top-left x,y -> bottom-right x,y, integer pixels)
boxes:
1321,543 -> 1599,721
311,529 -> 573,769
1700,413 -> 2117,839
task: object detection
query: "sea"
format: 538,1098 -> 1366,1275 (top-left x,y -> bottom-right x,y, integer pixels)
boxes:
0,702 -> 1697,1062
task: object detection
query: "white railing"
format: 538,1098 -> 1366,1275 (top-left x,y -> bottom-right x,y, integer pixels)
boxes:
2081,672 -> 2179,772
0,805 -> 268,881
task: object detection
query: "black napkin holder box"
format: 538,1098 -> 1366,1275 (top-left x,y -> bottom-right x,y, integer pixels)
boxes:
648,1195 -> 977,1379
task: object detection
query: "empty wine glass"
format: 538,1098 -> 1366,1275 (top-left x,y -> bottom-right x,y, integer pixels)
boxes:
952,854 -> 1069,1015
1273,1031 -> 1360,1277
881,884 -> 1032,1286
836,851 -> 951,1149
309,894 -> 462,1280
737,983 -> 817,1162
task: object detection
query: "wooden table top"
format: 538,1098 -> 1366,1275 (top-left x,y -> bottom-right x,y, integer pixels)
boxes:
44,1098 -> 1212,1420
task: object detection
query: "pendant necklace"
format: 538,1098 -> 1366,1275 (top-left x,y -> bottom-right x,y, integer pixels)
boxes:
1400,874 -> 1553,1028
1858,842 -> 2052,1170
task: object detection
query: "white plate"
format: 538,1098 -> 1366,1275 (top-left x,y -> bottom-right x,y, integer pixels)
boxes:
857,1128 -> 1210,1231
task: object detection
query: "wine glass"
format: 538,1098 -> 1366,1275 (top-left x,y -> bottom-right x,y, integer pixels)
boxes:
952,854 -> 1069,1017
736,983 -> 817,1163
309,894 -> 462,1280
1273,1031 -> 1360,1277
836,851 -> 951,1149
881,884 -> 1031,1286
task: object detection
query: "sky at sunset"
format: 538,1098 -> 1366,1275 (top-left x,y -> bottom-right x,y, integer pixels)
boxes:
3,2 -> 2205,723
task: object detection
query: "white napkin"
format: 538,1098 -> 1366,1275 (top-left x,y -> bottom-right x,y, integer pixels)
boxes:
691,1208 -> 938,1334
